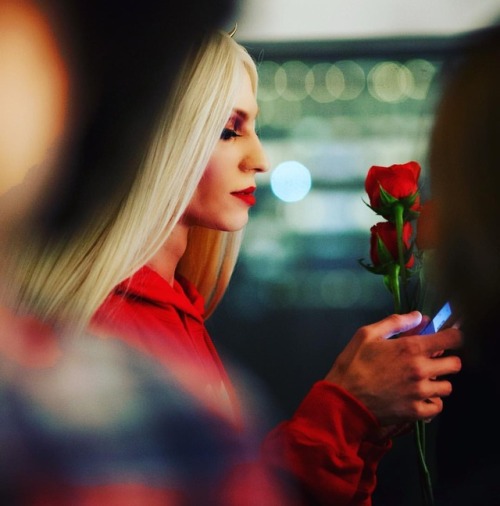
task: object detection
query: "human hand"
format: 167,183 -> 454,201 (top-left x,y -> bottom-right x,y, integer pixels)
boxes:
325,311 -> 463,426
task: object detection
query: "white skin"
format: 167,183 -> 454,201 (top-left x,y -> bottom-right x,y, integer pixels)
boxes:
148,66 -> 463,429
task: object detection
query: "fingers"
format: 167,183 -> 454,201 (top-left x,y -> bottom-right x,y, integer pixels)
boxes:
361,311 -> 423,340
342,313 -> 463,427
417,396 -> 443,420
421,377 -> 454,399
399,314 -> 430,337
420,327 -> 464,354
390,326 -> 463,359
396,396 -> 443,423
383,396 -> 445,425
407,378 -> 455,422
376,358 -> 460,425
426,354 -> 462,378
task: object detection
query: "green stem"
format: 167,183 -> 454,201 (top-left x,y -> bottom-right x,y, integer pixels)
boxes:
387,263 -> 401,314
394,203 -> 407,286
415,420 -> 434,505
391,207 -> 434,505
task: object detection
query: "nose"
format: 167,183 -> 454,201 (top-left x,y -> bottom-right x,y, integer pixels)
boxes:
241,133 -> 270,173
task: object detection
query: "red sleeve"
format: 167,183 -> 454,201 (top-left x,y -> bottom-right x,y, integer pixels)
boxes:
261,380 -> 391,506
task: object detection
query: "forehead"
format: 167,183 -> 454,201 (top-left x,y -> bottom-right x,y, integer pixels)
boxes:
233,67 -> 258,118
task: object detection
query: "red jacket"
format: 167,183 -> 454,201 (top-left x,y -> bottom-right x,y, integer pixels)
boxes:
91,265 -> 391,505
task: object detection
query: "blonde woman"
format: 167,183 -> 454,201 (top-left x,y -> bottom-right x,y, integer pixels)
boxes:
7,30 -> 463,505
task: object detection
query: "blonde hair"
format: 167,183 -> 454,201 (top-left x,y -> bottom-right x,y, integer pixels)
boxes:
6,30 -> 258,332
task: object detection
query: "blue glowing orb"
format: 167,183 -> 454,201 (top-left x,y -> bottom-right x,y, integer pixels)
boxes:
270,160 -> 312,202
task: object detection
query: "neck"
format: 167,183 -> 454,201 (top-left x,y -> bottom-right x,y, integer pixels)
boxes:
147,223 -> 189,285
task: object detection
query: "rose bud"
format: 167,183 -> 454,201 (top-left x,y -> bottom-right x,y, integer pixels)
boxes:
365,161 -> 421,220
370,221 -> 415,268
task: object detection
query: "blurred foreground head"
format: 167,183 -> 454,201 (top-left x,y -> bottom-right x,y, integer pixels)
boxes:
429,22 -> 500,340
0,0 -> 68,228
0,0 -> 240,234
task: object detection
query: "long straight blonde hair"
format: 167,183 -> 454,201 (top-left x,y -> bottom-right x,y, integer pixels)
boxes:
6,30 -> 258,332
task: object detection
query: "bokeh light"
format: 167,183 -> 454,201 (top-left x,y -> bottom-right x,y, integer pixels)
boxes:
270,161 -> 312,202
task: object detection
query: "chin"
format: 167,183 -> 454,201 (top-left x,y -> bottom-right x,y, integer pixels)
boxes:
199,210 -> 250,232
233,216 -> 249,231
218,217 -> 249,232
221,224 -> 247,233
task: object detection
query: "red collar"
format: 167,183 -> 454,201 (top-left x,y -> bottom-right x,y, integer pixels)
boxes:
114,265 -> 206,321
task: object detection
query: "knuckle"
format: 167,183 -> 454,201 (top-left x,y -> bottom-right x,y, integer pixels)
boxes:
398,337 -> 422,357
356,325 -> 370,341
414,382 -> 428,399
407,362 -> 426,381
388,313 -> 406,328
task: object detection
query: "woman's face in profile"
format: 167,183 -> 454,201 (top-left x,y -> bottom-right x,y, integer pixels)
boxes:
182,67 -> 269,232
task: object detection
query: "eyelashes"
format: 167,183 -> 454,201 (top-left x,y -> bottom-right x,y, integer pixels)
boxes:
220,128 -> 242,140
220,113 -> 244,140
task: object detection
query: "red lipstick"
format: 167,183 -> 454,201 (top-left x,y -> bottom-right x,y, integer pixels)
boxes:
231,186 -> 256,206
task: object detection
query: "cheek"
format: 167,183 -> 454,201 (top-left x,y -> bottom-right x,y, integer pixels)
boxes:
196,159 -> 228,204
183,163 -> 223,223
193,173 -> 215,211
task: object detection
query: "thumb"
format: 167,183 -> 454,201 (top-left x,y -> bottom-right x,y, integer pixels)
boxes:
366,311 -> 423,340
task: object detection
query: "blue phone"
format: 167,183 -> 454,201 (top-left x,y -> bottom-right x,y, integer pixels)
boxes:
420,301 -> 458,335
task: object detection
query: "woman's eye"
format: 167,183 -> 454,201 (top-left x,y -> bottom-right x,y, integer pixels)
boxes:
220,128 -> 241,140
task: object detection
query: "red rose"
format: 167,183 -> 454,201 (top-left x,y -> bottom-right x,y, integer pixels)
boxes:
370,221 -> 415,268
365,161 -> 421,219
